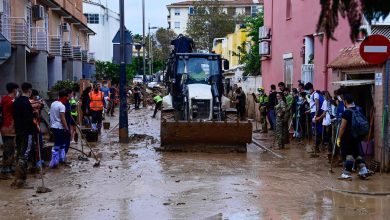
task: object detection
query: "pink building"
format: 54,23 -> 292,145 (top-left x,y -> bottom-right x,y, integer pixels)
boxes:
260,0 -> 352,92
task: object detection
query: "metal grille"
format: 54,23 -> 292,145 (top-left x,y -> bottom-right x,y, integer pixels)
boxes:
192,99 -> 211,120
371,25 -> 390,39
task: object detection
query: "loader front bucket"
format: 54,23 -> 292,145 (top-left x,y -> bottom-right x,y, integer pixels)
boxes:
160,120 -> 252,153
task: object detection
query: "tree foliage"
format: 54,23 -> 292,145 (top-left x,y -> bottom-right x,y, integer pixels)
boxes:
186,0 -> 235,51
317,0 -> 390,42
239,13 -> 263,76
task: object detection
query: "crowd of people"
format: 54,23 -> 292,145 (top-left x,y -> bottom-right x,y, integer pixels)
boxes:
0,80 -> 121,188
248,80 -> 371,180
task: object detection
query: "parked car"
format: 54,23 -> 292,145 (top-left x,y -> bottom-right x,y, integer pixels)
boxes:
133,75 -> 143,84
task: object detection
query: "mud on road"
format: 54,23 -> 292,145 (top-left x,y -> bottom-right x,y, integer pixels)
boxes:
1,107 -> 390,220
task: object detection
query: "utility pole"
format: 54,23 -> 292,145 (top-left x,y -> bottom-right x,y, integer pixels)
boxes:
148,24 -> 158,76
118,0 -> 128,143
142,0 -> 146,82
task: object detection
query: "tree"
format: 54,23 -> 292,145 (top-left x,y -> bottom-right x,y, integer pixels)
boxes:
317,0 -> 390,42
155,28 -> 177,61
239,13 -> 263,76
186,0 -> 235,51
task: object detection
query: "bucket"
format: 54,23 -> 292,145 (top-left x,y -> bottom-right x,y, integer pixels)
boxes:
103,122 -> 110,130
361,140 -> 374,155
82,129 -> 99,142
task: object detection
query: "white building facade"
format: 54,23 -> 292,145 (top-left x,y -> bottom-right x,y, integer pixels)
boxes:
167,0 -> 263,35
83,0 -> 120,62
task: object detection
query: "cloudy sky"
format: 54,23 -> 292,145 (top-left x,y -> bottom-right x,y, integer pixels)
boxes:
105,0 -> 181,35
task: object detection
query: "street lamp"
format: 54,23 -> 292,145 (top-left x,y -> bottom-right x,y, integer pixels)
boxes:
148,23 -> 158,78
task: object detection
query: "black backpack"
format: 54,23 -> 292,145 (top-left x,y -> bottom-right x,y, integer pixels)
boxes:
347,108 -> 369,138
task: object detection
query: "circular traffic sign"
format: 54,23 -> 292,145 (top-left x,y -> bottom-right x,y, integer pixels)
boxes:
359,34 -> 390,64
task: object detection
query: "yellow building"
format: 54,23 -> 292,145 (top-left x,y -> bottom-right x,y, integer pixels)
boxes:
212,25 -> 250,67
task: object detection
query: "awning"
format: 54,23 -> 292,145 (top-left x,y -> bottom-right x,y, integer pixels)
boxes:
331,80 -> 374,86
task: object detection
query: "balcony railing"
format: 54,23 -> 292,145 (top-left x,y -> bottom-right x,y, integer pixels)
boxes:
73,46 -> 82,61
49,35 -> 62,56
301,64 -> 314,84
31,27 -> 48,51
88,52 -> 95,62
62,41 -> 73,59
1,17 -> 30,46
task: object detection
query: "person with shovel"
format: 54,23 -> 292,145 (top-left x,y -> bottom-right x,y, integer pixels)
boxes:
275,92 -> 287,150
89,84 -> 104,133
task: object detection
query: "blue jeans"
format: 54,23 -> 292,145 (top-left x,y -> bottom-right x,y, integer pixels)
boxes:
268,109 -> 276,129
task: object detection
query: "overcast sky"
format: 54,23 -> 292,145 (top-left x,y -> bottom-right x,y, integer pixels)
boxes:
106,0 -> 181,35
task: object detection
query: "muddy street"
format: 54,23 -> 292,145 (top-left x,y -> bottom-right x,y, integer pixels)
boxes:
1,107 -> 390,220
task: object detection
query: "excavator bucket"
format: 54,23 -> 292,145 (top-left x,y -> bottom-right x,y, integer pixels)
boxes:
160,120 -> 252,152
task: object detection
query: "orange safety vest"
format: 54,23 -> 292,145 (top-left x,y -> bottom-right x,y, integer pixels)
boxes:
89,91 -> 104,111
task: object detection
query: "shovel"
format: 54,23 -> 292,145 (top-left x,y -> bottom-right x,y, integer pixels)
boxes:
35,124 -> 52,194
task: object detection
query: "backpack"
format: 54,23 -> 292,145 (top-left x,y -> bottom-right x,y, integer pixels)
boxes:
347,108 -> 369,138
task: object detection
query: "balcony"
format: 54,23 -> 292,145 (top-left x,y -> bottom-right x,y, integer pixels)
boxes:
49,35 -> 62,56
1,17 -> 30,46
31,27 -> 48,51
301,64 -> 314,84
62,41 -> 73,59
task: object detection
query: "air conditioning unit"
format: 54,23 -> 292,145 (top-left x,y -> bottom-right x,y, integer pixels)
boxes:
62,23 -> 70,32
259,41 -> 270,56
32,5 -> 44,21
259,26 -> 271,39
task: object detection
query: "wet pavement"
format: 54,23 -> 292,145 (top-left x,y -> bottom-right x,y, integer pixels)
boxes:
1,107 -> 390,220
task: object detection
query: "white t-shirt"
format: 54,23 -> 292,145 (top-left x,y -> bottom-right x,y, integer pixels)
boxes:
310,92 -> 320,113
321,100 -> 331,126
50,101 -> 66,129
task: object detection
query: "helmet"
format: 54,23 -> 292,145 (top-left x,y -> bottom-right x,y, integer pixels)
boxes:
257,87 -> 264,92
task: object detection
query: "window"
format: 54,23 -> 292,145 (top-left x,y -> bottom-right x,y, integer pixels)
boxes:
251,6 -> 261,17
188,6 -> 195,15
85,13 -> 99,24
245,7 -> 251,15
174,8 -> 180,16
286,0 -> 292,19
284,58 -> 293,88
174,22 -> 180,29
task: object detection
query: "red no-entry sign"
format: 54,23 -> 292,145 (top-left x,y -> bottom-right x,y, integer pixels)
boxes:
360,34 -> 390,64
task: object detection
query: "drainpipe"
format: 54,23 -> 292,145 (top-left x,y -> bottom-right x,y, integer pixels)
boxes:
323,37 -> 329,90
382,59 -> 389,171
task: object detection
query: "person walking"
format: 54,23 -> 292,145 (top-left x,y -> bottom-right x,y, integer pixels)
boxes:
133,84 -> 141,110
12,83 -> 34,188
89,84 -> 104,132
337,94 -> 369,180
267,84 -> 277,130
81,86 -> 92,126
315,91 -> 334,152
49,90 -> 69,168
100,81 -> 110,114
0,82 -> 19,177
252,87 -> 269,133
275,92 -> 286,149
151,94 -> 163,118
283,88 -> 293,144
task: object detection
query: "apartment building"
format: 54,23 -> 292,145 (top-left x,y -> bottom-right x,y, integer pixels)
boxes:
260,0 -> 351,91
83,0 -> 119,62
0,0 -> 95,96
167,0 -> 263,35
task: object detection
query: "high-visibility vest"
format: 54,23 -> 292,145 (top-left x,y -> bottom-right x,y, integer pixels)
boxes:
70,99 -> 78,116
89,91 -> 104,111
153,95 -> 163,103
